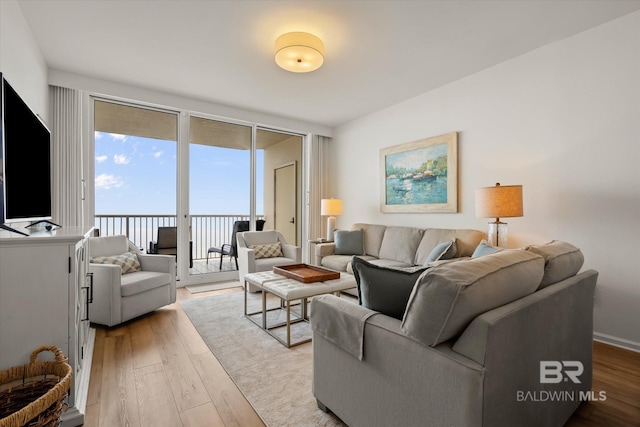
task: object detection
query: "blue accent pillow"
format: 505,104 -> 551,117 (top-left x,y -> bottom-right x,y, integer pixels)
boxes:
334,229 -> 364,255
351,256 -> 428,320
424,239 -> 457,264
471,240 -> 502,258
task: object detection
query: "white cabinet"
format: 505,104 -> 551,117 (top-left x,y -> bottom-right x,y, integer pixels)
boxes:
0,227 -> 95,427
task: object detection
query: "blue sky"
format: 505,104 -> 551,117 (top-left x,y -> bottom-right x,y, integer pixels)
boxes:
95,132 -> 263,215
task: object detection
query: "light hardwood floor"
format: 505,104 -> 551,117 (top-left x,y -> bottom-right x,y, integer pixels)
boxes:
85,287 -> 640,427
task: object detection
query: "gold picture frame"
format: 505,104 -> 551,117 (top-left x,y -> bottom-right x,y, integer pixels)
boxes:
380,132 -> 458,213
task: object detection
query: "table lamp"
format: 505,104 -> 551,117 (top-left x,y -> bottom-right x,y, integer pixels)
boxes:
475,183 -> 523,248
321,198 -> 343,241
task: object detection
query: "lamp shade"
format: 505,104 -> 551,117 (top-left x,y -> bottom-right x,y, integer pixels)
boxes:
321,198 -> 343,216
475,183 -> 523,219
275,32 -> 324,73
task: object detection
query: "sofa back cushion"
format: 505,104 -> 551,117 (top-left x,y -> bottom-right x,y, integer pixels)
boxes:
378,226 -> 425,265
351,223 -> 387,257
402,249 -> 544,347
415,229 -> 486,264
526,240 -> 584,289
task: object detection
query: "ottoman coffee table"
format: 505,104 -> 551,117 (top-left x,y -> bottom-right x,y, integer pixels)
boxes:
244,268 -> 356,348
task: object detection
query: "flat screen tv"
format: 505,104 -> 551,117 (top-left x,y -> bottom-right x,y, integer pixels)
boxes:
0,73 -> 53,235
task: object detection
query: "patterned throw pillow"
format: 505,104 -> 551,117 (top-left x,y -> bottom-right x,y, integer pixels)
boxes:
90,252 -> 142,274
249,242 -> 283,259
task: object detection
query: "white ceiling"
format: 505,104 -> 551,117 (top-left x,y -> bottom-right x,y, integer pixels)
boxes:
18,0 -> 640,128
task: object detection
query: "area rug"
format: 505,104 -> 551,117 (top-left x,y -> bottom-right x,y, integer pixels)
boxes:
185,280 -> 242,294
180,292 -> 345,427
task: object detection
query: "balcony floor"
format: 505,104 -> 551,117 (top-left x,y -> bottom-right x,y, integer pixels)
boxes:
189,256 -> 239,275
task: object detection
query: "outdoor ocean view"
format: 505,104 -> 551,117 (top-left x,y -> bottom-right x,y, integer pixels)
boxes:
94,131 -> 263,216
94,131 -> 263,257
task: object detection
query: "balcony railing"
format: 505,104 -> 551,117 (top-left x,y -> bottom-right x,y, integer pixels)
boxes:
94,214 -> 264,260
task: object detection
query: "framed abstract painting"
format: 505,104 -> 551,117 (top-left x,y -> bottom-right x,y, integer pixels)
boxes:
380,132 -> 458,213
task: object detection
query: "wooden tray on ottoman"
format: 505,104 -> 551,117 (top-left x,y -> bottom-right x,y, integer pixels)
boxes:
273,264 -> 340,283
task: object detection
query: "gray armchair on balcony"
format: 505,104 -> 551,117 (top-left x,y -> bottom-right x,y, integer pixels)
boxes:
237,230 -> 301,292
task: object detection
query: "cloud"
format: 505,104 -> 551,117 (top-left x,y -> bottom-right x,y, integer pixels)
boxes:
114,154 -> 130,165
109,133 -> 127,141
153,151 -> 164,158
95,173 -> 123,189
95,155 -> 108,163
94,132 -> 103,139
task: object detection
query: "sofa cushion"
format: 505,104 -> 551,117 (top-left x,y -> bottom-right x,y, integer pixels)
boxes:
526,240 -> 584,289
321,255 -> 378,273
249,242 -> 283,259
378,226 -> 424,265
424,239 -> 457,264
415,229 -> 486,264
334,229 -> 364,255
352,257 -> 428,320
352,223 -> 387,257
90,252 -> 141,274
120,271 -> 172,297
471,240 -> 502,258
402,249 -> 544,346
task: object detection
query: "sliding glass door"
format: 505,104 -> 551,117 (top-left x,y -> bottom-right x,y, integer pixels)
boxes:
93,99 -> 180,269
186,115 -> 258,282
92,97 -> 306,286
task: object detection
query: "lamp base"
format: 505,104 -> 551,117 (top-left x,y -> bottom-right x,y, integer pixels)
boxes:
326,216 -> 336,241
487,221 -> 508,248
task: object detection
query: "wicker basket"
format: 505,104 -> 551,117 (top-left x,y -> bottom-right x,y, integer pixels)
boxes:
0,346 -> 72,427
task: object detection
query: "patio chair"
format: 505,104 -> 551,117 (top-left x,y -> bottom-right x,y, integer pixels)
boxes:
149,226 -> 193,267
207,220 -> 265,269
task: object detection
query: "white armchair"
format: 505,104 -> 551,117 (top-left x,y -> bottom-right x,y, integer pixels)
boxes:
237,230 -> 302,292
88,235 -> 176,327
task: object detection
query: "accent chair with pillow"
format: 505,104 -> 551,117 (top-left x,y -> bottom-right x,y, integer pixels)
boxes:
88,235 -> 176,327
237,230 -> 302,292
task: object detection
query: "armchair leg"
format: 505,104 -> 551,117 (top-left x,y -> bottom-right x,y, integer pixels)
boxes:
234,255 -> 238,270
219,254 -> 223,270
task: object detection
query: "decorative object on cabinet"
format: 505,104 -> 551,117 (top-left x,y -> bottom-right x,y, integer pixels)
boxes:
475,183 -> 524,248
380,132 -> 458,213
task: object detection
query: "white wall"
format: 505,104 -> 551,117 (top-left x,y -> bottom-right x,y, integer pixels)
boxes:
331,12 -> 640,350
0,0 -> 49,123
48,70 -> 332,137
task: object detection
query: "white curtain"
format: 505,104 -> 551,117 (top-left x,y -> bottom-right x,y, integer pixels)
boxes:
307,135 -> 331,252
50,85 -> 83,227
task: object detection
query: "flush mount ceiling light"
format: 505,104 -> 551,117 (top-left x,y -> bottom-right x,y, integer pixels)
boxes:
274,32 -> 324,73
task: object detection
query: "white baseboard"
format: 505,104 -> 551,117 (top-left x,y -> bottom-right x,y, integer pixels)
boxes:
594,332 -> 640,353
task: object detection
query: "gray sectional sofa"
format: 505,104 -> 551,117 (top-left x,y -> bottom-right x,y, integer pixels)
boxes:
310,228 -> 596,427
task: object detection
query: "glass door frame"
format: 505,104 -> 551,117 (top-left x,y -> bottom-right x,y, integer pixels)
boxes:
178,112 -> 259,285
